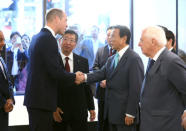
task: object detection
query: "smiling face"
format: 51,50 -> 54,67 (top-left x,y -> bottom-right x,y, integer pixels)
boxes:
57,13 -> 68,35
61,33 -> 76,56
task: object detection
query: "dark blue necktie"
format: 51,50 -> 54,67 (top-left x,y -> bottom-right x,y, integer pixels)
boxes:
140,59 -> 155,99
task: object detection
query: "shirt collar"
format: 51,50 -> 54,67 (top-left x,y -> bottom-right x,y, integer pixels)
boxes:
44,26 -> 55,37
153,47 -> 166,61
117,45 -> 129,59
169,47 -> 173,51
61,52 -> 73,61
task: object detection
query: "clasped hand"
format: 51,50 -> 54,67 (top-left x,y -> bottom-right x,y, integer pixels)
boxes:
75,71 -> 85,85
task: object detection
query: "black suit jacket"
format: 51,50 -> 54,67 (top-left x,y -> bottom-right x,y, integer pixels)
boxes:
24,28 -> 76,111
57,53 -> 95,121
0,57 -> 14,109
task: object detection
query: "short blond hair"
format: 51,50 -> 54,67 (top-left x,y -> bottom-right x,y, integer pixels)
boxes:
46,8 -> 64,22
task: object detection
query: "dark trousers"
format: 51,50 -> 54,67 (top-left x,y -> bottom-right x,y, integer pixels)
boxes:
0,109 -> 8,131
98,99 -> 107,131
53,119 -> 88,131
27,107 -> 53,131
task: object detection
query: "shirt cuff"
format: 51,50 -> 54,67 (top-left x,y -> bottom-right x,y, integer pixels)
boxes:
126,113 -> 135,118
85,74 -> 87,82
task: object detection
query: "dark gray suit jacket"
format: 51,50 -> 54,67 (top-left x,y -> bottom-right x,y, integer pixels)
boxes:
93,45 -> 110,100
140,48 -> 186,131
87,48 -> 144,125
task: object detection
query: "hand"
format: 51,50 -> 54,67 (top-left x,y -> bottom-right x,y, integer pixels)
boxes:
125,116 -> 134,126
75,71 -> 85,85
4,99 -> 14,112
53,107 -> 63,123
100,80 -> 106,88
89,110 -> 96,121
181,112 -> 186,129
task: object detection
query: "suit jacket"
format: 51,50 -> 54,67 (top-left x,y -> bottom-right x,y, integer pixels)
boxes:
57,53 -> 95,121
79,38 -> 104,70
24,28 -> 76,111
0,57 -> 14,109
93,45 -> 110,100
171,48 -> 177,54
140,49 -> 186,131
87,48 -> 144,125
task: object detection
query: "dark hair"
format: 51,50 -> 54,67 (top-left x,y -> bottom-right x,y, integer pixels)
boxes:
165,30 -> 175,46
64,30 -> 78,43
114,25 -> 131,44
106,26 -> 114,31
22,34 -> 30,41
158,25 -> 168,32
10,31 -> 21,39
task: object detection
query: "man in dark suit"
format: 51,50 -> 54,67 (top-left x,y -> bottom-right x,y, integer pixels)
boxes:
92,26 -> 114,131
53,30 -> 95,131
139,26 -> 186,131
0,30 -> 14,131
80,25 -> 144,131
23,8 -> 83,131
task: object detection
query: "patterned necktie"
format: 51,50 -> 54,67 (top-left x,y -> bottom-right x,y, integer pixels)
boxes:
114,52 -> 119,68
0,57 -> 7,78
140,59 -> 155,99
65,57 -> 70,72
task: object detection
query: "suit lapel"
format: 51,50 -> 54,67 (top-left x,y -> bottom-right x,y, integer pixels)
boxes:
148,49 -> 167,76
73,54 -> 79,73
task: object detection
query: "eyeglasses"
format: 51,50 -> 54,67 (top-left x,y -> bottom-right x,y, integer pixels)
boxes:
62,38 -> 76,43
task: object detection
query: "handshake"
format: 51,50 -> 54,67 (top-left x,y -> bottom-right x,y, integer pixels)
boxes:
75,71 -> 86,85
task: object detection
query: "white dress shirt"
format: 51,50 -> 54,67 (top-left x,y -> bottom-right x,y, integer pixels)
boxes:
61,52 -> 74,73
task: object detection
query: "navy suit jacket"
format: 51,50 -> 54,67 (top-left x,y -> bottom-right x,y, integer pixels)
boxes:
57,53 -> 94,121
24,28 -> 76,111
140,49 -> 186,131
87,48 -> 144,125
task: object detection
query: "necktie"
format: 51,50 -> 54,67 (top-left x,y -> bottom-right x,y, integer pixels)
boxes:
140,59 -> 155,98
0,57 -> 7,79
114,52 -> 119,68
109,48 -> 113,56
65,57 -> 70,72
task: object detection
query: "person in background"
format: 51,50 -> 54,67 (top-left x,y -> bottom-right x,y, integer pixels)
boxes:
0,30 -> 14,131
6,31 -> 28,92
92,26 -> 115,131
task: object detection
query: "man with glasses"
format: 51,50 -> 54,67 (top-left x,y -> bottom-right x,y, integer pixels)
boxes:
53,30 -> 95,131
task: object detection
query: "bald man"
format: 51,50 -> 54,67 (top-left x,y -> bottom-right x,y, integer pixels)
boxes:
23,8 -> 83,131
139,26 -> 186,131
0,30 -> 14,131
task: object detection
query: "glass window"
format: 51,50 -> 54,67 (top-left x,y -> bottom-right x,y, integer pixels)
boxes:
133,0 -> 176,69
178,0 -> 186,51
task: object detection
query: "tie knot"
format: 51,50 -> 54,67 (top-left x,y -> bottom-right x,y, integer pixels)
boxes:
146,59 -> 155,73
65,57 -> 69,61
